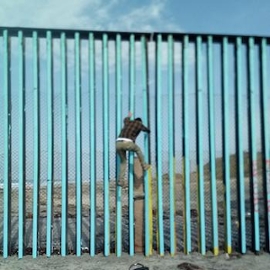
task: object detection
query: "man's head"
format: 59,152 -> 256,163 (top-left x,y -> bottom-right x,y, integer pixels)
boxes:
135,117 -> 142,122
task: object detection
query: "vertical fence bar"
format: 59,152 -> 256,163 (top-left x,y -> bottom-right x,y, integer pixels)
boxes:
182,35 -> 191,254
168,34 -> 176,256
148,167 -> 153,256
248,37 -> 260,252
75,32 -> 82,256
156,34 -> 164,256
207,36 -> 219,255
196,36 -> 206,255
89,33 -> 96,257
102,33 -> 110,256
141,35 -> 151,256
260,38 -> 270,252
46,30 -> 54,257
128,34 -> 135,256
32,31 -> 40,258
18,30 -> 26,259
61,32 -> 68,256
221,37 -> 232,254
3,29 -> 11,258
115,33 -> 122,257
141,36 -> 150,257
235,37 -> 246,254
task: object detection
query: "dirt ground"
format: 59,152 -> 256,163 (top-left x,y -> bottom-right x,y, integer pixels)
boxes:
1,251 -> 270,270
0,161 -> 267,269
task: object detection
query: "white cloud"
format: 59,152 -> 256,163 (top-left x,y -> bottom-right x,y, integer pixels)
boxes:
0,0 -> 184,74
0,0 -> 93,29
0,0 -> 180,32
106,0 -> 179,32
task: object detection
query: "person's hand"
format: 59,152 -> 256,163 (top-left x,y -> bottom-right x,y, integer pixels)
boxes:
128,111 -> 132,117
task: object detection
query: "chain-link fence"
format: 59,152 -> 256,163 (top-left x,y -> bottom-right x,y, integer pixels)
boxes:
0,28 -> 269,257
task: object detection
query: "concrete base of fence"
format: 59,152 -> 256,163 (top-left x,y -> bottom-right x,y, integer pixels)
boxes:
134,158 -> 145,253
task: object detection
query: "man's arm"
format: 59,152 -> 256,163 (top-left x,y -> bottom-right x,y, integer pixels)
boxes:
141,123 -> 150,133
123,117 -> 131,125
123,111 -> 132,125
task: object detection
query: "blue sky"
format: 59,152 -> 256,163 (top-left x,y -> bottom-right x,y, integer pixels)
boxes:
165,0 -> 270,36
0,0 -> 270,36
0,0 -> 270,181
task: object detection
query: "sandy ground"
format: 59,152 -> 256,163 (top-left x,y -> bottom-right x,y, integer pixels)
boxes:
0,162 -> 267,269
1,252 -> 270,270
0,175 -> 266,254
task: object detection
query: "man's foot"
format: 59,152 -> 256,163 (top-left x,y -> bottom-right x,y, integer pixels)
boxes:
134,191 -> 145,199
143,164 -> 151,171
117,180 -> 127,188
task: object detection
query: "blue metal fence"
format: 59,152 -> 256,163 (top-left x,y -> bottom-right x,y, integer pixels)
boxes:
0,27 -> 270,259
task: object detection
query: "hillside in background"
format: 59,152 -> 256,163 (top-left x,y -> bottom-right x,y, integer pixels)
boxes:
162,152 -> 264,182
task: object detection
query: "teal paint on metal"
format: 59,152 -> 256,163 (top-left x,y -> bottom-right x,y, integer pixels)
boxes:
61,32 -> 68,256
102,33 -> 110,256
141,35 -> 151,257
2,26 -> 270,259
3,29 -> 11,258
260,38 -> 270,252
168,34 -> 176,256
75,32 -> 82,256
207,36 -> 219,255
235,37 -> 246,254
115,33 -> 122,257
32,31 -> 40,258
156,34 -> 164,255
128,34 -> 135,256
196,36 -> 206,255
18,30 -> 26,259
222,37 -> 232,253
89,32 -> 97,257
248,37 -> 260,252
46,31 -> 54,257
182,35 -> 191,254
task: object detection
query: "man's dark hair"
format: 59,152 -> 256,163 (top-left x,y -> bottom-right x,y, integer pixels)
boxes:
135,117 -> 142,122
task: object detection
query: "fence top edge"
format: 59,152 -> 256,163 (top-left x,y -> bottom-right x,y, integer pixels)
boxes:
1,26 -> 270,43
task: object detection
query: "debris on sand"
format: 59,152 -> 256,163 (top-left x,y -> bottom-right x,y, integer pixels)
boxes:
177,262 -> 204,270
